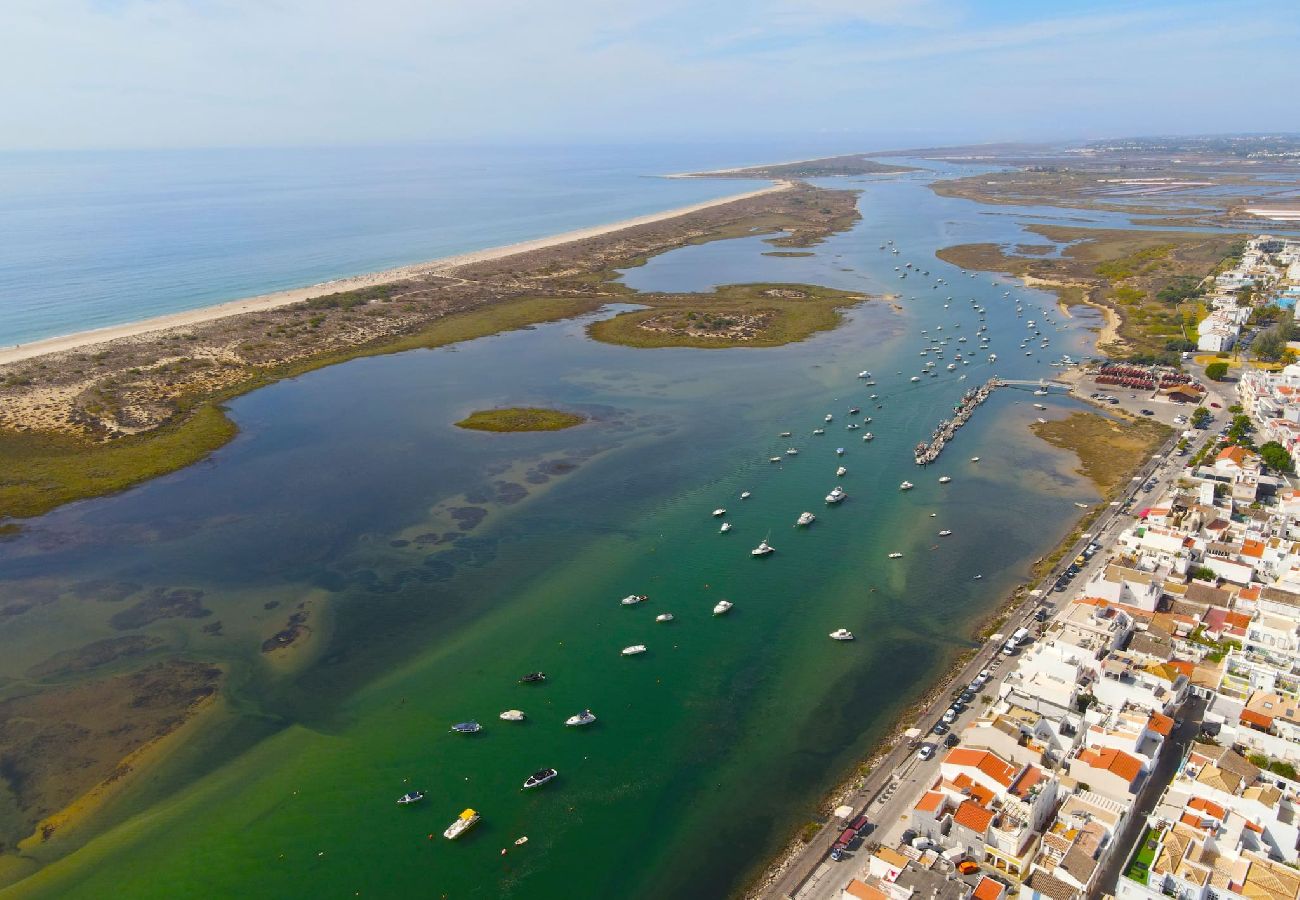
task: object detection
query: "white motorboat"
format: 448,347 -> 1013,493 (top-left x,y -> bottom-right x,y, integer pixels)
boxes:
899,481 -> 914,491
740,491 -> 751,499
910,376 -> 921,382
786,448 -> 799,456
769,456 -> 782,463
858,371 -> 871,379
565,709 -> 597,726
888,552 -> 903,559
947,363 -> 957,371
622,644 -> 647,656
938,475 -> 952,484
397,791 -> 426,805
500,709 -> 526,721
939,530 -> 952,537
813,428 -> 825,435
656,613 -> 674,622
826,486 -> 846,504
713,599 -> 733,615
796,511 -> 816,527
836,466 -> 847,476
836,447 -> 845,456
846,423 -> 858,431
621,594 -> 648,606
1033,403 -> 1046,410
720,522 -> 732,533
444,808 -> 481,840
824,414 -> 833,422
1037,417 -> 1047,423
751,540 -> 774,557
712,508 -> 726,517
970,456 -> 981,462
780,431 -> 792,437
863,432 -> 873,441
523,768 -> 559,790
829,628 -> 855,641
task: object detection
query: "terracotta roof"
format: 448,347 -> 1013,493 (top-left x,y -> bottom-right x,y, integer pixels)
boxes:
1218,446 -> 1254,465
1241,708 -> 1275,729
914,791 -> 944,814
944,747 -> 1018,788
1243,539 -> 1266,558
1181,811 -> 1213,830
1009,765 -> 1045,798
972,875 -> 1006,900
1025,870 -> 1078,900
953,800 -> 995,834
844,879 -> 891,900
1148,713 -> 1175,736
1076,747 -> 1143,784
1188,796 -> 1227,820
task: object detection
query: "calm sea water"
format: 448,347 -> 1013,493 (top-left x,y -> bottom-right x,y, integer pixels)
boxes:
2,164 -> 1106,898
0,142 -> 884,346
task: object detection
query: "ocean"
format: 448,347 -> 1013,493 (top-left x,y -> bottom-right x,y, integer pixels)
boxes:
0,142 -> 868,346
0,158 -> 1119,898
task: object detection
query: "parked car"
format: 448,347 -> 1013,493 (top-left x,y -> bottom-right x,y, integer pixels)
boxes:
931,721 -> 949,735
1140,409 -> 1155,416
942,708 -> 958,724
917,743 -> 936,760
944,732 -> 961,748
849,814 -> 870,832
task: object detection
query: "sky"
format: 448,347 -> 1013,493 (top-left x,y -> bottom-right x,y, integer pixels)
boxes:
2,0 -> 1294,150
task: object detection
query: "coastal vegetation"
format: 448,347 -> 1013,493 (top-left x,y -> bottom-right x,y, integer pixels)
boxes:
936,226 -> 1242,363
685,154 -> 917,179
1030,411 -> 1172,496
455,407 -> 586,432
0,183 -> 861,521
586,283 -> 869,349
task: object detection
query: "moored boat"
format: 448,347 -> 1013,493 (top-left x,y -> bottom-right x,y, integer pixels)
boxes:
863,432 -> 873,441
888,552 -> 903,559
519,671 -> 547,684
656,613 -> 674,622
836,466 -> 847,476
829,628 -> 855,641
500,709 -> 526,721
786,448 -> 799,456
444,808 -> 481,839
825,486 -> 846,504
620,595 -> 648,606
751,539 -> 774,556
836,447 -> 846,456
713,599 -> 734,615
796,511 -> 816,526
899,481 -> 914,491
939,530 -> 952,536
938,475 -> 951,484
523,768 -> 558,790
397,791 -> 425,805
451,721 -> 482,734
740,491 -> 751,499
719,522 -> 732,533
621,644 -> 647,656
565,709 -> 597,727
712,508 -> 726,517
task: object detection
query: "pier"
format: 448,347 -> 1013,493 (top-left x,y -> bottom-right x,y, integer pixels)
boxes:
913,378 -> 997,465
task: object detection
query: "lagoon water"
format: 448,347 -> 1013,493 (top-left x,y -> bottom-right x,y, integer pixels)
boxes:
2,162 -> 1108,898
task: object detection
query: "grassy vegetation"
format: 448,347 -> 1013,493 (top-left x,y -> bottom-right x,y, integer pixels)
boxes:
0,406 -> 239,521
455,408 -> 586,432
1030,411 -> 1172,496
0,297 -> 600,521
587,283 -> 868,349
1125,826 -> 1157,883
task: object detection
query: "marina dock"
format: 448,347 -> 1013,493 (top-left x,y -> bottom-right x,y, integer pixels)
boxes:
913,378 -> 997,465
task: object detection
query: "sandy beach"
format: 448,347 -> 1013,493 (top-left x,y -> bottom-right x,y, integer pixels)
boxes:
0,182 -> 789,367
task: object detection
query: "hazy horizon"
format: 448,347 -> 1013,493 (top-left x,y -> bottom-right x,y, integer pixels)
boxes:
5,0 -> 1294,152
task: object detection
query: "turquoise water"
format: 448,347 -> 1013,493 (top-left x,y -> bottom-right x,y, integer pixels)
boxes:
1,167 -> 1104,898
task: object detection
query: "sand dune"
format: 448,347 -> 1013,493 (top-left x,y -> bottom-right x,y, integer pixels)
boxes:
0,182 -> 789,367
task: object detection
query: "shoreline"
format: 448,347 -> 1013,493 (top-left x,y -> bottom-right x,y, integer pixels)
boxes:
0,182 -> 790,367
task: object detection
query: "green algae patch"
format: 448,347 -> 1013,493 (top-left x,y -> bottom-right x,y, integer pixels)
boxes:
455,408 -> 586,433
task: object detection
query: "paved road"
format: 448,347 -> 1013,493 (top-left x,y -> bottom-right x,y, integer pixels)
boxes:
771,401 -> 1189,900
